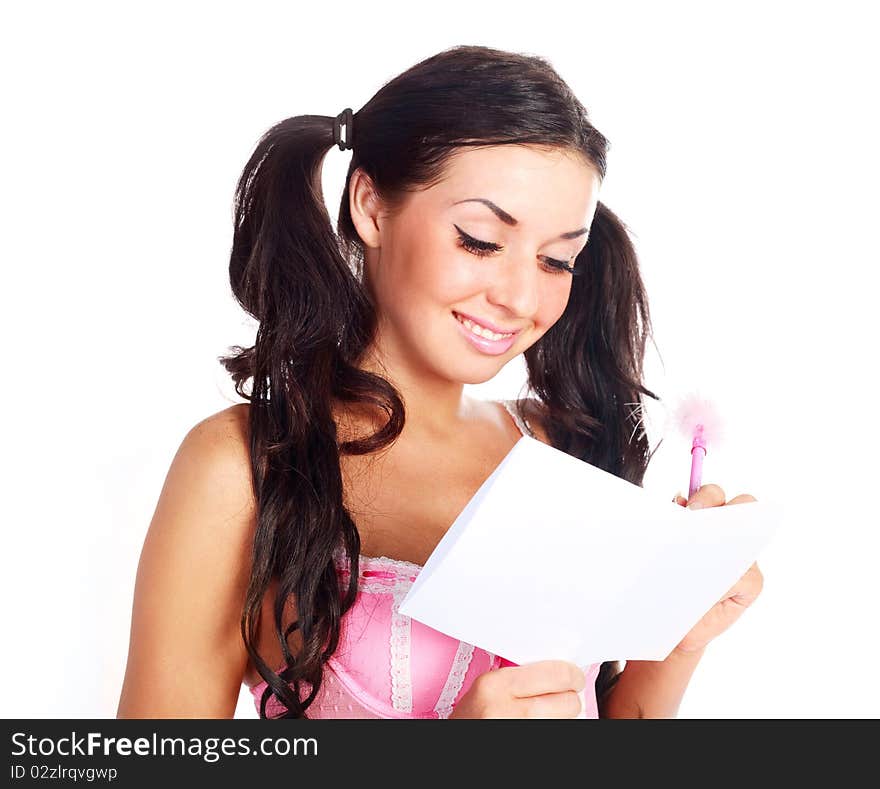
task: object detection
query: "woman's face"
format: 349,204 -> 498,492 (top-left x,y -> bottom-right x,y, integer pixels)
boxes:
356,144 -> 601,385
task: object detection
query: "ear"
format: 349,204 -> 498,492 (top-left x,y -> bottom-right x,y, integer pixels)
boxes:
348,168 -> 383,249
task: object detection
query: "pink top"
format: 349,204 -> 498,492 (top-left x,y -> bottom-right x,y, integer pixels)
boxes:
249,400 -> 602,719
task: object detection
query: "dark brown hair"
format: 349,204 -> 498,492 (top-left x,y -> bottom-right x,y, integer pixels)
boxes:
221,44 -> 661,718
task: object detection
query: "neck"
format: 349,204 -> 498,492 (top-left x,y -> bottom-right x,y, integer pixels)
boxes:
352,335 -> 476,442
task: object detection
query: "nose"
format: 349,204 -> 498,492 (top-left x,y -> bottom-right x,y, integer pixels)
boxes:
485,257 -> 540,319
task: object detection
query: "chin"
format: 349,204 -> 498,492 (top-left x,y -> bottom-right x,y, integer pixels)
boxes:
450,356 -> 517,386
459,370 -> 504,385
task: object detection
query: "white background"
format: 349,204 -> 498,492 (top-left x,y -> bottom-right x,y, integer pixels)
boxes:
2,1 -> 877,718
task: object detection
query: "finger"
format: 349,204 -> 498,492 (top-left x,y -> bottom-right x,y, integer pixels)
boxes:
506,660 -> 586,697
736,562 -> 764,597
722,562 -> 763,600
672,492 -> 687,507
726,493 -> 758,505
518,690 -> 583,719
687,483 -> 726,510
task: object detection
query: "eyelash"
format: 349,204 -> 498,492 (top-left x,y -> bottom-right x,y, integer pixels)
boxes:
454,226 -> 580,275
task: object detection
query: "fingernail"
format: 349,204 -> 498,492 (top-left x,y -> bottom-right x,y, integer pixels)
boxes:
687,501 -> 703,510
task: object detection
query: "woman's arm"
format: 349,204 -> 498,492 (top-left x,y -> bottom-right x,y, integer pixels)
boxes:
117,405 -> 257,718
599,647 -> 706,718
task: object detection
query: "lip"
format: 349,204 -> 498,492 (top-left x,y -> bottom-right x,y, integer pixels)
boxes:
452,310 -> 523,336
452,312 -> 519,356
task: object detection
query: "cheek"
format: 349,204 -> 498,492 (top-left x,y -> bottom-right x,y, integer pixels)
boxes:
535,280 -> 573,328
382,237 -> 456,305
418,249 -> 480,304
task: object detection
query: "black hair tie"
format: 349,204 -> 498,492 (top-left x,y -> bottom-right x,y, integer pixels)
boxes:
333,108 -> 354,151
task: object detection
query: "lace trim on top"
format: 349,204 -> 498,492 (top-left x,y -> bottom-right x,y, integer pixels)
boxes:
390,577 -> 414,712
500,399 -> 536,439
335,548 -> 423,575
434,640 -> 475,719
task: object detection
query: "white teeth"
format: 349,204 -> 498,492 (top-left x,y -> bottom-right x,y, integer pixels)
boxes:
455,313 -> 513,341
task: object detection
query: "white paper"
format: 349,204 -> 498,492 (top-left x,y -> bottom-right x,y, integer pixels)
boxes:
398,435 -> 783,665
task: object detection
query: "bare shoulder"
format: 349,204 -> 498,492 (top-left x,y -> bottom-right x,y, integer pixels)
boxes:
516,397 -> 551,445
163,402 -> 255,526
117,402 -> 256,718
188,402 -> 251,465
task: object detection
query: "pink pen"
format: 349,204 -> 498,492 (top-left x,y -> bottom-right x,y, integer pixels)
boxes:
672,393 -> 724,501
689,423 -> 707,500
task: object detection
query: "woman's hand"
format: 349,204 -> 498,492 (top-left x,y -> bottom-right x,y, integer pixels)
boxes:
671,484 -> 765,655
449,660 -> 586,719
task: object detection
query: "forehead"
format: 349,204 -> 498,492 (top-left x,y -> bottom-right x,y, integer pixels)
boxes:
416,144 -> 600,228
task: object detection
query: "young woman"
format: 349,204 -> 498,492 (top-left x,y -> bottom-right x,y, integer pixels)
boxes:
117,44 -> 762,719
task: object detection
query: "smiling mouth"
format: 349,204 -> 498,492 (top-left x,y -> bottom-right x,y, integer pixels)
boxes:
452,311 -> 521,340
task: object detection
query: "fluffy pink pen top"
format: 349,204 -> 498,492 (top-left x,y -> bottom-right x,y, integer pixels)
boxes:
672,393 -> 725,500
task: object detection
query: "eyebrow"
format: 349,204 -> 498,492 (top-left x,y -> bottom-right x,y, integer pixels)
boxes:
452,198 -> 589,240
